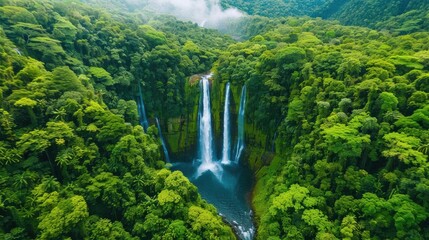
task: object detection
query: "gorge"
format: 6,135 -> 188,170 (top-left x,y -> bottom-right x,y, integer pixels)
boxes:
1,0 -> 428,239
171,74 -> 254,239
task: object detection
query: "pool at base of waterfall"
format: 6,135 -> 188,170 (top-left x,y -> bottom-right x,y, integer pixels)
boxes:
172,161 -> 255,240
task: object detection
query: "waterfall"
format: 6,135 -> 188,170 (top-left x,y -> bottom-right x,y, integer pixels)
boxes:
234,85 -> 247,163
156,117 -> 170,163
173,77 -> 254,240
137,83 -> 149,131
272,131 -> 278,152
199,74 -> 214,164
196,74 -> 221,178
221,83 -> 231,165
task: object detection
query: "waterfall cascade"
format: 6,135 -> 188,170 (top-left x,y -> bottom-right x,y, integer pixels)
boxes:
156,117 -> 170,163
234,85 -> 247,163
196,74 -> 221,177
173,74 -> 254,240
196,77 -> 248,173
137,83 -> 149,131
221,83 -> 231,165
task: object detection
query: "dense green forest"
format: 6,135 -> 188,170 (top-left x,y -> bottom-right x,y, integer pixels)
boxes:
221,0 -> 327,19
318,0 -> 429,34
0,0 -> 235,239
214,16 -> 429,239
222,0 -> 429,34
1,0 -> 429,239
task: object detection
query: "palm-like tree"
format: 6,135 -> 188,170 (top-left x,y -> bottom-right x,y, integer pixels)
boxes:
12,172 -> 29,189
0,146 -> 21,165
55,148 -> 74,167
418,144 -> 429,155
52,108 -> 67,121
41,176 -> 60,192
133,174 -> 146,188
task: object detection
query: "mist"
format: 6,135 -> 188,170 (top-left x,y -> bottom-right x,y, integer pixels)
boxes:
143,0 -> 244,29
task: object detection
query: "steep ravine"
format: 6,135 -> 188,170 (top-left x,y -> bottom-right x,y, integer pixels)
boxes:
160,73 -> 279,239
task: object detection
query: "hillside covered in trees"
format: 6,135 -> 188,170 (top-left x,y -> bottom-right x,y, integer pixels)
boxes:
222,0 -> 429,34
221,0 -> 327,19
1,0 -> 429,239
214,16 -> 429,239
0,0 -> 235,239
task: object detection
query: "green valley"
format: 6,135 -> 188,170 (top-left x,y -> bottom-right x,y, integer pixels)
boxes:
0,0 -> 428,239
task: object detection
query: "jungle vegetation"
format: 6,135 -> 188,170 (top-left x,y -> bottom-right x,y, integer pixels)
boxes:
0,0 -> 428,239
214,16 -> 429,239
222,0 -> 429,34
0,0 -> 235,239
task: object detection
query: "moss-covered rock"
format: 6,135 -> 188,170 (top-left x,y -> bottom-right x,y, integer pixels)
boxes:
164,75 -> 203,160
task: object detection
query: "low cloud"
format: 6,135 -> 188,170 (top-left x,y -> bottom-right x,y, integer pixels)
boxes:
144,0 -> 244,29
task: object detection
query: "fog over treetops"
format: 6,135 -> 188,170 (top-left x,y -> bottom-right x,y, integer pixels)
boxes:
124,0 -> 244,28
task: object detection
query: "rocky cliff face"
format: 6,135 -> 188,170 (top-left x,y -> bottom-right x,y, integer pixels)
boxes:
162,73 -> 276,171
162,75 -> 201,160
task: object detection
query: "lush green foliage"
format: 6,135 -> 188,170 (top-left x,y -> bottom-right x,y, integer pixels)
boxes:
221,0 -> 326,18
0,0 -> 235,239
319,0 -> 429,34
213,17 -> 429,239
2,0 -> 429,239
223,0 -> 429,34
